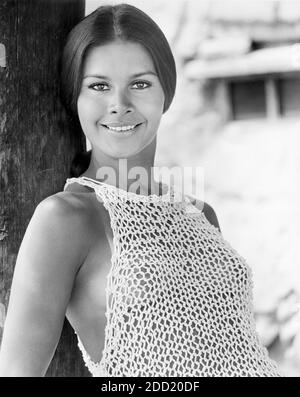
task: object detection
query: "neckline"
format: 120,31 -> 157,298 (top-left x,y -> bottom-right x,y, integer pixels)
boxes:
66,175 -> 175,202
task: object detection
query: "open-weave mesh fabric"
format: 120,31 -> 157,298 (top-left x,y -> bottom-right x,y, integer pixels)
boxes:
63,176 -> 281,377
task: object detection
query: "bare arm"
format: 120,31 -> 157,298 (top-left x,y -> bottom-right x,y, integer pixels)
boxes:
0,195 -> 89,376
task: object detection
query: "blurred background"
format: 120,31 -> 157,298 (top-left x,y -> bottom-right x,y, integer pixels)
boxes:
86,0 -> 300,376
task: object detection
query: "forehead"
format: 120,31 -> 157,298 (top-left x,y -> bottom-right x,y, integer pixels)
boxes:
83,40 -> 156,74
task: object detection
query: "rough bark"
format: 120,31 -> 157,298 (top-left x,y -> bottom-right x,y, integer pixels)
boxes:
0,0 -> 89,377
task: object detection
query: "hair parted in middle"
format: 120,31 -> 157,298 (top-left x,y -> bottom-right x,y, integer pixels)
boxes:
60,3 -> 177,118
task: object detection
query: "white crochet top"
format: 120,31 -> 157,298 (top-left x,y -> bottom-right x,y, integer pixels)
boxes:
63,176 -> 281,377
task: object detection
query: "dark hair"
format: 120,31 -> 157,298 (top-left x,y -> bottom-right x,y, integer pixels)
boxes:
60,3 -> 177,177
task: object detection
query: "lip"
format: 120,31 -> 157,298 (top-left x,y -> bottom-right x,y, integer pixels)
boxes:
102,122 -> 143,138
102,122 -> 143,128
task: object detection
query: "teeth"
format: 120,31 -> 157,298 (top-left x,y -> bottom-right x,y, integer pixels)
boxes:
106,124 -> 137,132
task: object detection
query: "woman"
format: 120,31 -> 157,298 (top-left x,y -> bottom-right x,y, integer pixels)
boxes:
0,3 -> 282,377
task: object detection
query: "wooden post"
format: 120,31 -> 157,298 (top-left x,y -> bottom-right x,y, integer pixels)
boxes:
0,0 -> 90,376
265,77 -> 280,120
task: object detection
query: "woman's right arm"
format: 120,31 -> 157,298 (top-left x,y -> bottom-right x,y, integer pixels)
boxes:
0,194 -> 89,376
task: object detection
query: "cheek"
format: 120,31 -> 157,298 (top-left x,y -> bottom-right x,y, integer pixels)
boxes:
150,95 -> 165,121
152,86 -> 165,113
77,95 -> 90,120
77,94 -> 105,121
139,89 -> 165,119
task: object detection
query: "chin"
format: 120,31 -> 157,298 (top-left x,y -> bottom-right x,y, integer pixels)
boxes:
107,148 -> 138,159
106,140 -> 148,157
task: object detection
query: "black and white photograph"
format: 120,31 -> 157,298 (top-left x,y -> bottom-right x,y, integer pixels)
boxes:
0,0 -> 300,378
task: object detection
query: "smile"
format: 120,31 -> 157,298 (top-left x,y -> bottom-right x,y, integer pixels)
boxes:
101,123 -> 143,137
104,123 -> 141,131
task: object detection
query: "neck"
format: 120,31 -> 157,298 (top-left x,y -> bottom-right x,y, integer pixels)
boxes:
82,137 -> 162,195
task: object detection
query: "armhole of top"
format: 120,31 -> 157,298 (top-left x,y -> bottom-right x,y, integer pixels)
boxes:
202,202 -> 222,233
185,195 -> 221,233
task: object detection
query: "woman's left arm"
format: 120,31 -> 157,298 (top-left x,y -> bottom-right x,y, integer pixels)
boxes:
203,201 -> 221,233
186,196 -> 221,233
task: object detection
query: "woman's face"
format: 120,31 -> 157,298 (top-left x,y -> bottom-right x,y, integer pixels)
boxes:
77,39 -> 165,159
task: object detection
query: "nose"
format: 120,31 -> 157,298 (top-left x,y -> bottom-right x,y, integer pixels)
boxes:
109,89 -> 134,115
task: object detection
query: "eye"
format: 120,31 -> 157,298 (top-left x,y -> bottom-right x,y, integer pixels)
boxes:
132,81 -> 151,89
88,82 -> 109,91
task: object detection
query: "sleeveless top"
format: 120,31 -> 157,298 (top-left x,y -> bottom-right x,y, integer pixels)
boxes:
63,176 -> 282,377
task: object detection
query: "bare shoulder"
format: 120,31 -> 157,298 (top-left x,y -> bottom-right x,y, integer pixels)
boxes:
186,195 -> 222,233
0,192 -> 96,376
33,191 -> 97,266
36,191 -> 91,229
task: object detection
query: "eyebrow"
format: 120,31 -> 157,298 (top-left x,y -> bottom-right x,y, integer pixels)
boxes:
83,71 -> 158,79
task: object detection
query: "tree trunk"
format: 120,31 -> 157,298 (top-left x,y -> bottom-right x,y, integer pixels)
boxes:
0,0 -> 89,376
